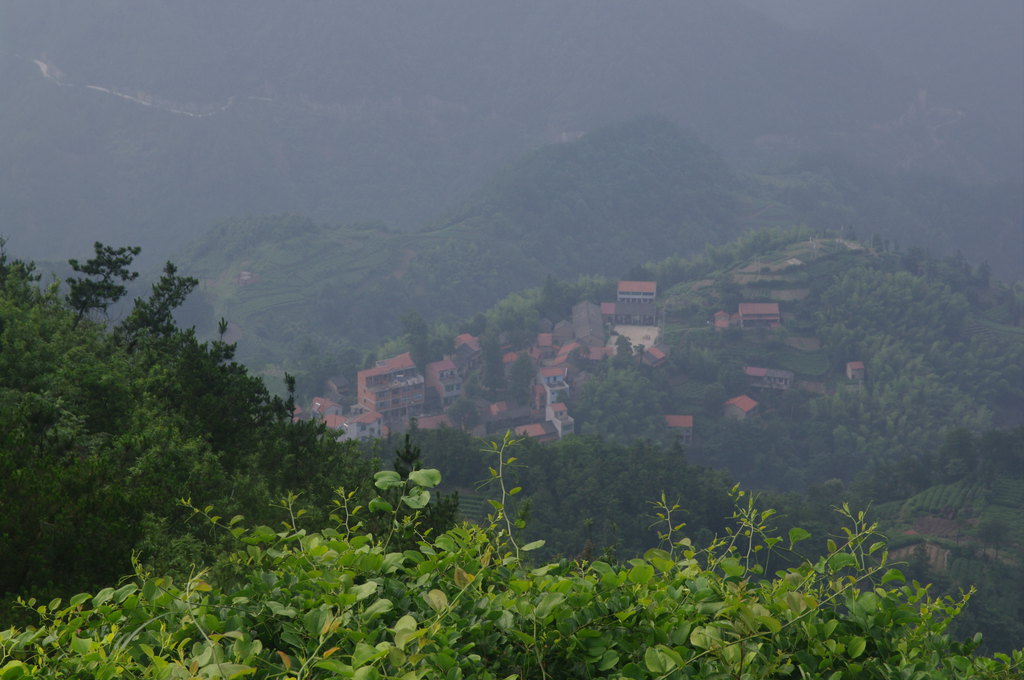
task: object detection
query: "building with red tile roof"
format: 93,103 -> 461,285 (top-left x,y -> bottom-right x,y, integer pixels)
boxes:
515,422 -> 558,443
333,410 -> 384,442
451,334 -> 482,375
415,414 -> 452,430
743,366 -> 794,390
846,361 -> 866,381
311,396 -> 345,417
737,302 -> 780,328
664,415 -> 693,444
617,280 -> 657,303
545,400 -> 575,438
323,413 -> 346,430
713,310 -> 735,331
723,395 -> 759,420
642,345 -> 669,367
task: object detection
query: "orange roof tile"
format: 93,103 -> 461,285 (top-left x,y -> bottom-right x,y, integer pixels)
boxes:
724,395 -> 758,412
557,341 -> 582,357
503,351 -> 519,364
359,352 -> 416,379
618,280 -> 657,294
426,358 -> 457,373
664,415 -> 693,428
323,414 -> 346,429
536,333 -> 553,347
517,423 -> 550,438
416,414 -> 452,429
847,361 -> 865,370
738,302 -> 779,316
311,396 -> 341,413
454,334 -> 481,351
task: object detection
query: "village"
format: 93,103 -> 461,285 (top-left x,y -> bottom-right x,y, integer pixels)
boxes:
297,277 -> 866,446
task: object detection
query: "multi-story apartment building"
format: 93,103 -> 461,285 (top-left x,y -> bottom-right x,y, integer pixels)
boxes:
357,352 -> 425,425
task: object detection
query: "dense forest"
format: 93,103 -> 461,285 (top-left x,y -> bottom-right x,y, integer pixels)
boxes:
0,242 -> 387,600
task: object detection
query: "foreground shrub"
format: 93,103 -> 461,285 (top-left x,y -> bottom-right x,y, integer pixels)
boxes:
1,442 -> 1020,679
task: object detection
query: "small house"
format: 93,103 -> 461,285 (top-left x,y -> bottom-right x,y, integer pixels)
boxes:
723,395 -> 759,420
664,415 -> 693,444
846,361 -> 866,381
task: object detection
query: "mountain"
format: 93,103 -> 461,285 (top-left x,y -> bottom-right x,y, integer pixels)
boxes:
5,0 -> 1018,264
176,119 -> 748,365
169,118 -> 1021,375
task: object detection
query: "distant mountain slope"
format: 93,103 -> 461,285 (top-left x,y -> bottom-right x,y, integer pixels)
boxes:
174,117 -> 1022,371
8,0 -> 1017,263
178,119 -> 746,363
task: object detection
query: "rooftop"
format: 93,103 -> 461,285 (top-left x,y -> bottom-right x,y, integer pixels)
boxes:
618,280 -> 657,294
359,352 -> 417,379
738,302 -> 780,316
725,395 -> 759,412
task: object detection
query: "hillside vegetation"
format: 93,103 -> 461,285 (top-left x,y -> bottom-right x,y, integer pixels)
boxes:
174,119 -> 1022,377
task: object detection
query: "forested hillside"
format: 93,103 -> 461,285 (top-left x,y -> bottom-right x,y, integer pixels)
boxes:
339,228 -> 1024,651
172,119 -> 1022,377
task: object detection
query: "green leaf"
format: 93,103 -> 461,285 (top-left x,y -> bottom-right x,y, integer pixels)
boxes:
352,641 -> 386,668
848,636 -> 866,659
315,659 -> 351,674
401,488 -> 430,509
373,470 -> 403,490
827,552 -> 858,571
70,636 -> 92,654
788,527 -> 811,547
644,646 -> 678,674
0,661 -> 28,679
881,568 -> 906,584
92,587 -> 114,607
720,557 -> 745,578
368,497 -> 394,513
521,539 -> 545,552
534,592 -> 565,619
424,589 -> 448,612
644,548 -> 675,572
205,664 -> 256,678
407,468 -> 441,488
628,563 -> 654,584
362,598 -> 393,619
597,650 -> 620,671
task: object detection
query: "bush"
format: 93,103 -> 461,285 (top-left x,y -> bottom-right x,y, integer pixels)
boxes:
2,442 -> 1019,679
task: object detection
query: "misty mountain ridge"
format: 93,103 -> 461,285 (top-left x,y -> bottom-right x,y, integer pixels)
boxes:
2,0 -> 1019,264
